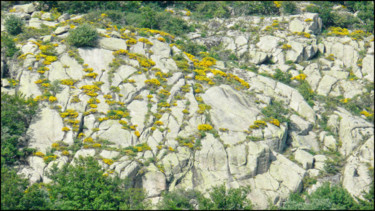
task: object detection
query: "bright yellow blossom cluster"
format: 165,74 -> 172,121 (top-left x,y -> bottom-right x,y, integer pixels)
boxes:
291,74 -> 307,81
197,124 -> 213,131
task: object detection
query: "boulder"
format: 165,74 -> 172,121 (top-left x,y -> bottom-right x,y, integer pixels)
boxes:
269,153 -> 306,193
54,25 -> 70,35
27,108 -> 65,153
98,37 -> 127,51
316,75 -> 338,96
290,114 -> 313,135
201,85 -> 260,131
256,36 -> 281,53
13,3 -> 36,14
294,149 -> 314,169
142,164 -> 167,197
362,55 -> 374,82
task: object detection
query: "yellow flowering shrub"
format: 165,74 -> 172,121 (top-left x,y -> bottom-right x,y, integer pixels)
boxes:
197,124 -> 213,131
157,37 -> 166,42
93,143 -> 102,148
304,18 -> 313,22
168,146 -> 175,152
340,98 -> 350,103
254,120 -> 267,127
154,121 -> 164,126
60,109 -> 79,118
60,79 -> 77,86
281,44 -> 292,50
134,130 -> 140,137
62,127 -> 70,132
274,1 -> 282,8
83,137 -> 94,143
126,38 -> 137,45
269,119 -> 280,127
62,150 -> 70,156
34,151 -> 45,157
103,158 -> 114,165
182,109 -> 189,114
360,110 -> 373,117
145,78 -> 161,87
113,49 -> 128,56
49,96 -> 57,102
291,74 -> 307,81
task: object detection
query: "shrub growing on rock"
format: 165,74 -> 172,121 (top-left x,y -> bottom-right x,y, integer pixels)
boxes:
5,15 -> 24,35
67,23 -> 98,47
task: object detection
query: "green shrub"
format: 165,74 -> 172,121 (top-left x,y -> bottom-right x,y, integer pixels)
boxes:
1,33 -> 19,57
1,92 -> 39,166
282,182 -> 362,210
297,81 -> 315,107
158,184 -> 252,210
67,23 -> 98,47
282,1 -> 297,15
4,15 -> 24,35
193,2 -> 230,20
273,69 -> 292,85
261,99 -> 290,123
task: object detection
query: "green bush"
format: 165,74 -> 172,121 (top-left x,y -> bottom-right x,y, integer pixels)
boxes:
261,99 -> 290,123
4,15 -> 24,35
273,69 -> 292,85
282,182 -> 363,210
297,81 -> 315,107
158,184 -> 252,210
1,92 -> 39,166
282,1 -> 297,15
46,156 -> 148,210
1,33 -> 19,57
67,23 -> 98,47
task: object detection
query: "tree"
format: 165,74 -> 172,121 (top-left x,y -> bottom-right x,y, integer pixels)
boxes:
46,156 -> 148,210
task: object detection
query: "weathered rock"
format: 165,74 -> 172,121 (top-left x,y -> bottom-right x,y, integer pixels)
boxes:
54,25 -> 70,35
294,149 -> 314,169
142,164 -> 167,197
269,153 -> 306,193
201,85 -> 260,131
13,3 -> 36,13
27,108 -> 65,153
337,111 -> 373,157
316,75 -> 338,96
290,131 -> 319,151
256,36 -> 281,53
98,37 -> 127,51
313,154 -> 327,170
362,55 -> 374,82
290,114 -> 313,135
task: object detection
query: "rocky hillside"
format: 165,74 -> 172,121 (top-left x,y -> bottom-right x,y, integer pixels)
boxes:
1,2 -> 374,209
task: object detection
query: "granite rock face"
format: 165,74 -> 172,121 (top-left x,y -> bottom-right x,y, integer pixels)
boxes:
2,3 -> 374,209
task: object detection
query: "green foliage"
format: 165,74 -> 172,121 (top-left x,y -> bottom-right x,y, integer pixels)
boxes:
176,39 -> 207,56
157,12 -> 194,36
228,1 -> 279,16
46,156 -> 148,210
273,69 -> 292,85
158,184 -> 252,210
1,166 -> 28,210
4,15 -> 24,35
282,1 -> 297,15
193,2 -> 230,20
1,33 -> 19,57
282,182 -> 362,210
158,188 -> 204,210
261,100 -> 289,123
1,92 -> 39,166
297,81 -> 315,107
67,23 -> 98,47
207,184 -> 252,210
17,24 -> 55,42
